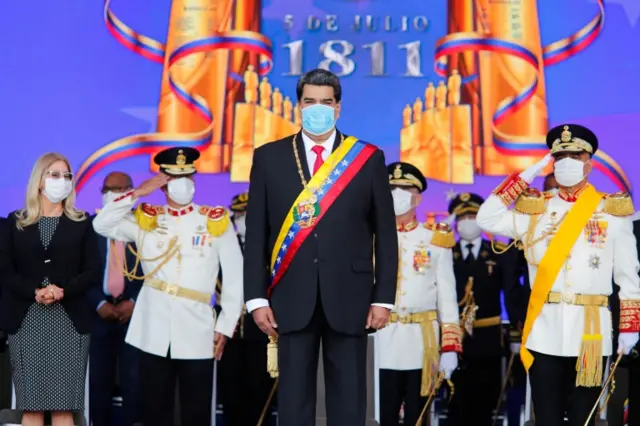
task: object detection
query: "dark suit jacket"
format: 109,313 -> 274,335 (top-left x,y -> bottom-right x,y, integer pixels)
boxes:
243,131 -> 398,335
0,212 -> 101,334
453,240 -> 521,357
86,216 -> 142,310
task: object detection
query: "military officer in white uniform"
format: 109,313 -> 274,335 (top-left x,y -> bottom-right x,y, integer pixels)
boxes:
476,124 -> 640,426
93,147 -> 244,426
376,162 -> 461,426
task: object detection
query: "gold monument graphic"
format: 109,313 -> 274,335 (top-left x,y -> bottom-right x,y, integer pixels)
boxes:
400,70 -> 474,184
230,65 -> 301,182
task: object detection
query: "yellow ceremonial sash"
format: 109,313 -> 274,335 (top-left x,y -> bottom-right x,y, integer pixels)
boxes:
520,184 -> 603,370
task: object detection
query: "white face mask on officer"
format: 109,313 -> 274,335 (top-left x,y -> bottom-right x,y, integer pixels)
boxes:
101,191 -> 119,206
167,177 -> 195,205
392,188 -> 414,216
42,178 -> 73,203
553,157 -> 588,187
457,217 -> 482,241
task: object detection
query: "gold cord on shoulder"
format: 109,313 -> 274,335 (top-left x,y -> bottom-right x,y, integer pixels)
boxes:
109,230 -> 180,281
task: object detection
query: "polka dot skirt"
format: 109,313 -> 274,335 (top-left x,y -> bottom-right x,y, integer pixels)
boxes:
8,216 -> 90,412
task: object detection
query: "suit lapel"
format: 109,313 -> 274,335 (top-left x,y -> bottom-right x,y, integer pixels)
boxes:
332,129 -> 344,153
294,131 -> 313,183
47,214 -> 71,252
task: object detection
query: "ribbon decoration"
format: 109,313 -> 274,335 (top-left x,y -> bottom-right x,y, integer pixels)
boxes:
75,0 -> 273,190
433,0 -> 630,193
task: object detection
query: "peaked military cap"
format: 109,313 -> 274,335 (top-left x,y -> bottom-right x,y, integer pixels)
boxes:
387,162 -> 427,193
448,192 -> 485,217
546,124 -> 598,156
230,192 -> 249,213
153,147 -> 200,176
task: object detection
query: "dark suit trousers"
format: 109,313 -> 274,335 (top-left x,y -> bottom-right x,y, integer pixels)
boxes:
379,369 -> 427,426
278,298 -> 368,426
89,318 -> 140,426
218,338 -> 276,426
139,349 -> 214,426
629,359 -> 640,426
529,351 -> 603,426
448,355 -> 501,426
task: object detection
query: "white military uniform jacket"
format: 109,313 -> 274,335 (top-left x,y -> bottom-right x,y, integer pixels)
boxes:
477,189 -> 640,357
376,221 -> 459,370
93,193 -> 244,359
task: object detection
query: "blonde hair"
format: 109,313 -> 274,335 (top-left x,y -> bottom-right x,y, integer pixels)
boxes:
15,152 -> 86,229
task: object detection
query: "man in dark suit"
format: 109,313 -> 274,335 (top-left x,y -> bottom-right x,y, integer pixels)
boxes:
88,172 -> 141,426
218,192 -> 276,426
243,68 -> 398,426
447,193 -> 522,426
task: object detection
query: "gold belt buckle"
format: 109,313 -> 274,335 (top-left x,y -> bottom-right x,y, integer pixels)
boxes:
398,316 -> 410,324
166,284 -> 179,298
561,292 -> 577,305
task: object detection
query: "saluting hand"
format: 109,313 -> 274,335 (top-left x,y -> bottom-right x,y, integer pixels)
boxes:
133,174 -> 170,199
253,307 -> 278,337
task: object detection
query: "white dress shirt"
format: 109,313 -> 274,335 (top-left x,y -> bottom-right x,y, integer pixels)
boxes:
246,129 -> 394,313
459,236 -> 482,260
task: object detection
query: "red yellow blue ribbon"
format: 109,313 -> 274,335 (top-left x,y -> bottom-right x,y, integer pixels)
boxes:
76,1 -> 273,190
433,0 -> 629,192
268,137 -> 377,294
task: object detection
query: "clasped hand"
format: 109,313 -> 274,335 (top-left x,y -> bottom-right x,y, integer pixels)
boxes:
34,285 -> 64,305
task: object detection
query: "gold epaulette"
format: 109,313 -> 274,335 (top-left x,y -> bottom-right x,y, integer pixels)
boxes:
603,192 -> 635,217
494,241 -> 507,251
199,205 -> 230,237
427,222 -> 455,249
134,203 -> 159,232
514,188 -> 545,215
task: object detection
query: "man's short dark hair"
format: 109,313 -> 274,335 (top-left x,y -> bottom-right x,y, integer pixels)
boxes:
296,69 -> 342,103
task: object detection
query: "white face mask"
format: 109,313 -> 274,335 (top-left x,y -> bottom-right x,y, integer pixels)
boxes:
42,178 -> 72,203
167,178 -> 195,205
102,191 -> 119,206
392,188 -> 413,216
457,218 -> 482,241
234,215 -> 246,239
554,158 -> 586,187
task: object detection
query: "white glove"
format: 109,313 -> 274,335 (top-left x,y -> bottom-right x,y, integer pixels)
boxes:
510,342 -> 521,355
439,352 -> 458,379
618,332 -> 640,355
444,213 -> 456,225
519,153 -> 553,184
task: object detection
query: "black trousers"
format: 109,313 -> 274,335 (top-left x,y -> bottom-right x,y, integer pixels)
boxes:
89,319 -> 140,426
448,355 -> 501,426
218,338 -> 276,426
139,349 -> 214,426
629,358 -> 640,426
529,351 -> 603,426
379,369 -> 427,426
278,299 -> 368,426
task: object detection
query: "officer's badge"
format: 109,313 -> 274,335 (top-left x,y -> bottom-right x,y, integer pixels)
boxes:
584,219 -> 607,248
588,254 -> 601,270
453,251 -> 461,260
480,250 -> 488,259
485,260 -> 496,275
413,245 -> 431,274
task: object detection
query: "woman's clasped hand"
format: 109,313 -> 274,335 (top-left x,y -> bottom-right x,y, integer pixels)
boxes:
34,285 -> 64,305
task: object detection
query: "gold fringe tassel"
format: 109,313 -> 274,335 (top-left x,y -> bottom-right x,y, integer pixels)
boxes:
267,335 -> 279,378
575,305 -> 603,387
419,320 -> 439,397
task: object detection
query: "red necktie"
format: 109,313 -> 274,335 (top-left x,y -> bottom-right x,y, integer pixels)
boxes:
312,145 -> 325,175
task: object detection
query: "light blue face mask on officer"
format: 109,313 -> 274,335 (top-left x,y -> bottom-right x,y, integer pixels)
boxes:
301,104 -> 336,136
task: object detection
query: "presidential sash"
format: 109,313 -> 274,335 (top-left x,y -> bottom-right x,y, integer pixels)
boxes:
520,185 -> 603,371
267,137 -> 377,295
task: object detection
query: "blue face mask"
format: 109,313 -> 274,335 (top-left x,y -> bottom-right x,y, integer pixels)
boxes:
301,104 -> 336,136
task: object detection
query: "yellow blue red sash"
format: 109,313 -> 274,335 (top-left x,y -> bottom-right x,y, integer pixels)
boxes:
267,136 -> 377,295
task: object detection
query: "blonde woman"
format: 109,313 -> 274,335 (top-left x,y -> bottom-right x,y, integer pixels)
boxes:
0,152 -> 101,426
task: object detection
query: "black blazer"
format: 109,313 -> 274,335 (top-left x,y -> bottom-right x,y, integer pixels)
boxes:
453,239 -> 521,357
86,215 -> 142,310
243,130 -> 398,335
0,212 -> 101,334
